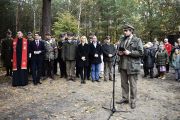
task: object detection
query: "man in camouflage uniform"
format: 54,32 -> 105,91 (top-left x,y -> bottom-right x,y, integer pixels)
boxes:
117,24 -> 143,109
44,33 -> 58,80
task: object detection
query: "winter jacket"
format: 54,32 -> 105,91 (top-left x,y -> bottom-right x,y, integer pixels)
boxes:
76,43 -> 89,67
155,50 -> 169,66
172,54 -> 180,69
44,39 -> 58,60
101,43 -> 116,62
143,47 -> 156,68
89,42 -> 102,64
118,35 -> 144,74
61,40 -> 77,61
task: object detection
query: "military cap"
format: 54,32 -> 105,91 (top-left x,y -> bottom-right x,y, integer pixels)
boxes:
67,32 -> 74,37
123,24 -> 135,30
45,32 -> 51,36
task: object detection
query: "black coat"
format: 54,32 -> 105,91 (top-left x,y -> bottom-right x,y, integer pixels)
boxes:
101,43 -> 116,62
89,42 -> 102,64
76,43 -> 89,67
29,40 -> 45,61
143,47 -> 156,68
57,40 -> 63,60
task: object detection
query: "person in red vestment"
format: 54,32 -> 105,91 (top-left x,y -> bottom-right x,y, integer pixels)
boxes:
12,31 -> 29,86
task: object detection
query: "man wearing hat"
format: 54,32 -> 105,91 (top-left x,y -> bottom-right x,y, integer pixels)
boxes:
1,29 -> 13,76
101,36 -> 116,81
57,33 -> 67,78
117,24 -> 143,109
61,32 -> 77,81
44,33 -> 58,80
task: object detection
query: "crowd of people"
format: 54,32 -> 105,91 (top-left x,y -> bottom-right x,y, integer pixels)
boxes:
0,29 -> 118,86
0,24 -> 180,109
1,28 -> 180,86
142,37 -> 180,81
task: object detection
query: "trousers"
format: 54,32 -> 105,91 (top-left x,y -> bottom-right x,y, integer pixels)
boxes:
120,69 -> 138,103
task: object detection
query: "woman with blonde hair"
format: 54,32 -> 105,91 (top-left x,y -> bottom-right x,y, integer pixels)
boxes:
76,36 -> 90,84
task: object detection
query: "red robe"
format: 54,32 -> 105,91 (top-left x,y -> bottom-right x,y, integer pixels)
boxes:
12,38 -> 28,86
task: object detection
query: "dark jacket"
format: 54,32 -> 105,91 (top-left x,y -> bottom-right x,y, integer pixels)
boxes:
143,46 -> 156,68
102,43 -> 116,62
30,40 -> 45,60
62,40 -> 77,61
1,37 -> 13,67
57,40 -> 64,60
89,42 -> 102,64
76,43 -> 89,67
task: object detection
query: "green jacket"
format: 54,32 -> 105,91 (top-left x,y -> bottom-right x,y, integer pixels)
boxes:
155,50 -> 169,66
118,35 -> 144,74
62,41 -> 77,61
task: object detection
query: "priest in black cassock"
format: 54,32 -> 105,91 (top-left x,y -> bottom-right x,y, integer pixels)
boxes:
12,31 -> 29,86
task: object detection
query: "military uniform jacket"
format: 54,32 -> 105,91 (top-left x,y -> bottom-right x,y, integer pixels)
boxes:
44,39 -> 58,60
61,41 -> 77,61
118,35 -> 143,74
1,37 -> 13,67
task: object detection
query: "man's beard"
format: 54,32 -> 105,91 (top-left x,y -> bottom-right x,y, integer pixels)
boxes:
124,35 -> 130,40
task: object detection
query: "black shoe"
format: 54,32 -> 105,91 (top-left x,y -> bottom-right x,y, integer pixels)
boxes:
96,80 -> 100,82
150,76 -> 154,79
92,80 -> 95,82
143,75 -> 147,78
81,80 -> 86,84
38,82 -> 42,84
131,103 -> 136,109
116,99 -> 129,104
33,83 -> 38,85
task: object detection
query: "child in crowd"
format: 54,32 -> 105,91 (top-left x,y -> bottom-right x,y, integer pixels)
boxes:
155,45 -> 169,79
171,48 -> 180,81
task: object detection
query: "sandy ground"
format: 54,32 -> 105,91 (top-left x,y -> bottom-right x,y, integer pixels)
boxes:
0,68 -> 180,120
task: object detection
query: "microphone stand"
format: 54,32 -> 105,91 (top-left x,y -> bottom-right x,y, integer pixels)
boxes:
102,43 -> 128,120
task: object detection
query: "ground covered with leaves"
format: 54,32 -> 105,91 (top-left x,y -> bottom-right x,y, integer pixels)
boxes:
0,69 -> 179,120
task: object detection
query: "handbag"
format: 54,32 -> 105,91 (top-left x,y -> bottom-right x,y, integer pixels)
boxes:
159,66 -> 166,72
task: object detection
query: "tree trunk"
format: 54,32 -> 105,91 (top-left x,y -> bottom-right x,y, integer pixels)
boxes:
42,0 -> 51,39
77,1 -> 82,36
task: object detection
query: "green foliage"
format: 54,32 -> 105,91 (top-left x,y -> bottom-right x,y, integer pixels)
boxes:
1,0 -> 180,42
52,11 -> 79,37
